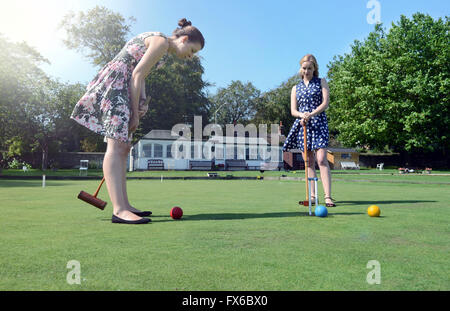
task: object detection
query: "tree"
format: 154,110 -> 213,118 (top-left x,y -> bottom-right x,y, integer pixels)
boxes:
0,34 -> 49,142
0,34 -> 51,165
17,79 -> 89,169
253,75 -> 300,134
327,13 -> 449,154
52,82 -> 94,151
137,54 -> 211,140
59,5 -> 136,67
208,81 -> 261,125
0,33 -> 91,168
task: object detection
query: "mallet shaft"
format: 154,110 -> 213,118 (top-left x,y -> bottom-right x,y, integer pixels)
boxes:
303,123 -> 309,202
93,177 -> 105,198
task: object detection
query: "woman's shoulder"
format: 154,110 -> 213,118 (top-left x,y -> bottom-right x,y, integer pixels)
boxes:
138,31 -> 167,40
139,32 -> 169,49
292,82 -> 301,93
318,77 -> 328,88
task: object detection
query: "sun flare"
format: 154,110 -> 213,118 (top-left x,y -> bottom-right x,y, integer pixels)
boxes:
0,0 -> 80,49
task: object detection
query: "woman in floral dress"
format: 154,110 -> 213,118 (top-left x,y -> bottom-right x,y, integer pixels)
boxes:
71,19 -> 205,224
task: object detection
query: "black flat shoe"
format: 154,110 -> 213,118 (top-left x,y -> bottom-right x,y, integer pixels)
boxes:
112,215 -> 151,224
325,197 -> 336,207
132,211 -> 152,217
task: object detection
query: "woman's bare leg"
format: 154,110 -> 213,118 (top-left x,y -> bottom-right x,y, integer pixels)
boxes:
316,148 -> 334,205
120,153 -> 144,213
103,138 -> 142,221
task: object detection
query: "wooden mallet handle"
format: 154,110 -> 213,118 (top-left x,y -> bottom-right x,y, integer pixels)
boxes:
93,177 -> 105,198
303,122 -> 309,204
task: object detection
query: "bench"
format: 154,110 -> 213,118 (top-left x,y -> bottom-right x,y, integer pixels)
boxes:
207,172 -> 218,178
247,166 -> 260,170
260,162 -> 282,171
225,159 -> 248,171
147,159 -> 164,170
340,161 -> 360,170
189,160 -> 213,170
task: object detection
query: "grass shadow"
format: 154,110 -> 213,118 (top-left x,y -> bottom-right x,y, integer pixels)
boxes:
336,200 -> 436,205
185,212 -> 300,221
100,212 -> 301,223
153,210 -> 365,222
325,212 -> 365,216
97,209 -> 366,223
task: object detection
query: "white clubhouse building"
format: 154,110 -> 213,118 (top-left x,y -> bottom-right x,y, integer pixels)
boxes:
129,129 -> 284,171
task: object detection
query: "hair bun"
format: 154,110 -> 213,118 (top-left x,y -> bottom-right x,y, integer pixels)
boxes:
178,18 -> 192,28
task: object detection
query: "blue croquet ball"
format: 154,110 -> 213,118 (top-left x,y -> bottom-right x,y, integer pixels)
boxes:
315,205 -> 328,217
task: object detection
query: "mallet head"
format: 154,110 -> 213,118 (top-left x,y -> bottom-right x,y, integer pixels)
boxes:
77,191 -> 107,210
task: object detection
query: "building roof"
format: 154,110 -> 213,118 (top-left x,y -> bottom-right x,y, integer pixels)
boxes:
141,130 -> 180,140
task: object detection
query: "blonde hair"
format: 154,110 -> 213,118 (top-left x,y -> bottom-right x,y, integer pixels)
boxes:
299,54 -> 319,79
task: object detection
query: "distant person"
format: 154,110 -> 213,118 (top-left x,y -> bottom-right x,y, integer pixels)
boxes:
71,18 -> 205,224
283,54 -> 336,207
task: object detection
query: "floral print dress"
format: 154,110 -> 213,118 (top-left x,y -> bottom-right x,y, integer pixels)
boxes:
71,32 -> 167,142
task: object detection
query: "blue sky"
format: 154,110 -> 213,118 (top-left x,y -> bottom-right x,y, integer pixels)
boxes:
0,0 -> 448,94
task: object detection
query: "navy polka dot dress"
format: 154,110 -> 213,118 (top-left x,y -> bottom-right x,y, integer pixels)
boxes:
283,77 -> 329,152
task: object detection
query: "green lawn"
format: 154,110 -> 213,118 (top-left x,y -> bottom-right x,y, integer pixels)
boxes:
0,175 -> 449,290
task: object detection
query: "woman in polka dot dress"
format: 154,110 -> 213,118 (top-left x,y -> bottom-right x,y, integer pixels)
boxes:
283,54 -> 335,207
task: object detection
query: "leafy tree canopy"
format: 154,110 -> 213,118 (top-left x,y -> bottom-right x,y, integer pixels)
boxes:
327,13 -> 449,154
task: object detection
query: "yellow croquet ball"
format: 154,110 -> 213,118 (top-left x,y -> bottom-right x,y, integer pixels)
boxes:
367,205 -> 381,217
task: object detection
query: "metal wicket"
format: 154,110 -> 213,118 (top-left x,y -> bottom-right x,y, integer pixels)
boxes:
308,177 -> 318,215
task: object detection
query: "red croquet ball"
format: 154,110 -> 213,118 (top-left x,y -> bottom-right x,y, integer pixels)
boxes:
170,206 -> 183,219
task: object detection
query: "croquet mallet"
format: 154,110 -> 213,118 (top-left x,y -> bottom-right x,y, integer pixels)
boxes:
77,177 -> 107,210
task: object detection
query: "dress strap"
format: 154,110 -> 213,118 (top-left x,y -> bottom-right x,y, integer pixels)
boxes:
140,31 -> 167,40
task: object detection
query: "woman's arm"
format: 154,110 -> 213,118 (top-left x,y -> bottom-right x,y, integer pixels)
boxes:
129,36 -> 168,132
140,79 -> 146,101
138,79 -> 148,118
290,85 -> 303,119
